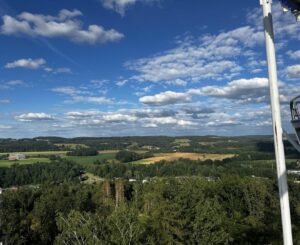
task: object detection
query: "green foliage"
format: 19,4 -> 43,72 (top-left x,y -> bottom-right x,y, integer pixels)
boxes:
109,205 -> 145,244
1,176 -> 299,244
192,198 -> 231,244
0,160 -> 81,187
66,147 -> 98,157
55,210 -> 109,245
116,150 -> 143,163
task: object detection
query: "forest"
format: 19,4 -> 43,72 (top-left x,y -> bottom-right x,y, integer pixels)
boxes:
1,136 -> 300,244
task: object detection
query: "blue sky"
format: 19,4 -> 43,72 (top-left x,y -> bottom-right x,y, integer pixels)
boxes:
0,0 -> 300,138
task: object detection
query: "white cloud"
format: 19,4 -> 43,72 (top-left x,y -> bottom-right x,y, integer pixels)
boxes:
5,58 -> 46,69
116,79 -> 128,86
140,91 -> 191,106
0,125 -> 12,129
100,0 -> 158,16
167,79 -> 187,86
103,113 -> 137,122
206,120 -> 242,127
52,86 -> 79,96
287,50 -> 300,60
286,64 -> 300,78
45,67 -> 72,74
68,96 -> 112,105
52,86 -> 113,105
189,78 -> 270,103
0,99 -> 10,104
15,112 -> 54,122
125,25 -> 265,84
1,9 -> 124,44
0,80 -> 26,89
141,117 -> 196,127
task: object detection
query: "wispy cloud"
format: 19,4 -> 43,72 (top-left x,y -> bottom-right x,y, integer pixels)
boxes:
0,99 -> 10,104
0,80 -> 26,89
100,0 -> 159,16
44,67 -> 72,74
52,86 -> 113,105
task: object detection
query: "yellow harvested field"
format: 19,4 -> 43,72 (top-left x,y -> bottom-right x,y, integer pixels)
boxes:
138,152 -> 235,164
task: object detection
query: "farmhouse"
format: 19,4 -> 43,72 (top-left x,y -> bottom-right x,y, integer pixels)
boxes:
8,153 -> 26,161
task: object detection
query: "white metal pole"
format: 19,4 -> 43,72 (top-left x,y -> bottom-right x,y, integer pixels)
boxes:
260,0 -> 293,244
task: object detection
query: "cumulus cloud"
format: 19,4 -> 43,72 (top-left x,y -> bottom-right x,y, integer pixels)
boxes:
5,58 -> 46,69
100,0 -> 158,16
63,108 -> 196,129
286,64 -> 300,79
142,117 -> 196,127
189,78 -> 270,103
140,77 -> 300,107
1,9 -> 124,44
15,112 -> 54,122
247,3 -> 300,41
140,91 -> 192,106
125,25 -> 265,84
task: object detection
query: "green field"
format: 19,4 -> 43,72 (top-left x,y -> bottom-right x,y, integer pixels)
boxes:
0,151 -> 67,156
63,153 -> 117,164
0,158 -> 51,167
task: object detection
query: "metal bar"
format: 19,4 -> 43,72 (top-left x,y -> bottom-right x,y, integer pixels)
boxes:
260,0 -> 293,244
283,129 -> 300,153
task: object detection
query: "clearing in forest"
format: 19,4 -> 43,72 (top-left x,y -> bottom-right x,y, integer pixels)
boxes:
136,152 -> 235,165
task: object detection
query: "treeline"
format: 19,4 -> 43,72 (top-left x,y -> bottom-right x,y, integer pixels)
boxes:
66,147 -> 98,156
1,136 -> 299,155
0,139 -> 59,152
84,157 -> 278,180
1,152 -> 296,188
2,177 -> 300,244
0,160 -> 81,188
115,150 -> 153,163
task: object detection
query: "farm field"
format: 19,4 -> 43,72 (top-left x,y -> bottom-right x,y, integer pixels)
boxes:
0,151 -> 67,156
54,143 -> 88,149
135,152 -> 235,165
0,158 -> 50,167
63,152 -> 118,164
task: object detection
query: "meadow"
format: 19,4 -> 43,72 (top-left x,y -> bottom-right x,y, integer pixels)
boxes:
134,152 -> 235,164
0,158 -> 50,167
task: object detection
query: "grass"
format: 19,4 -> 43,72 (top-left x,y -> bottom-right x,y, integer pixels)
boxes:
173,138 -> 191,147
0,151 -> 67,156
63,153 -> 117,165
81,172 -> 104,184
134,152 -> 235,165
0,158 -> 51,167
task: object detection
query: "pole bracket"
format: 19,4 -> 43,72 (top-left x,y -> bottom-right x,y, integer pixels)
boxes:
283,129 -> 300,153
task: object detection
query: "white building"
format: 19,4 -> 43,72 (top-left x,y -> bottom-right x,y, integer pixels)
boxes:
8,154 -> 26,161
